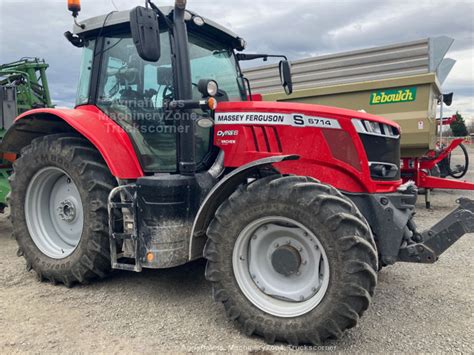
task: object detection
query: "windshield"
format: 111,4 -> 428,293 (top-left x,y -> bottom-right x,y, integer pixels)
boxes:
188,33 -> 246,101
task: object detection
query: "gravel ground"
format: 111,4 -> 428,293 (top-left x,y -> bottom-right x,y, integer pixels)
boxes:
0,149 -> 473,353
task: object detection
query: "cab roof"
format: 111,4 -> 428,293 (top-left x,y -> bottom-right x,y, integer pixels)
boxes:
73,7 -> 245,50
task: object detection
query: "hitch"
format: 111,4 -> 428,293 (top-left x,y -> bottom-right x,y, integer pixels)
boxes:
398,198 -> 474,263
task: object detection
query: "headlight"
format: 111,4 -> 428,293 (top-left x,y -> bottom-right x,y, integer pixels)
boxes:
352,119 -> 400,138
364,120 -> 382,134
369,162 -> 399,179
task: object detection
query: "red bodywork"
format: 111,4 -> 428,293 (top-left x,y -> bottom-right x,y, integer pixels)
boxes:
14,105 -> 144,179
12,102 -> 403,194
214,101 -> 401,194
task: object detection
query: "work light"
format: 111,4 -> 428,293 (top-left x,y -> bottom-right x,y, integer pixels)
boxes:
193,16 -> 205,26
206,81 -> 219,97
198,79 -> 219,97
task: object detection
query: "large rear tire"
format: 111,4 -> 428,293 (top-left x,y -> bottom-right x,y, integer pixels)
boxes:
10,134 -> 115,286
204,175 -> 378,345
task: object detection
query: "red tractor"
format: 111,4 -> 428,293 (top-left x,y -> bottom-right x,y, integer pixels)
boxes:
2,0 -> 473,345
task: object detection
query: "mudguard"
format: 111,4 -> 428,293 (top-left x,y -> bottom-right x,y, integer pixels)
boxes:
188,154 -> 299,260
1,105 -> 144,179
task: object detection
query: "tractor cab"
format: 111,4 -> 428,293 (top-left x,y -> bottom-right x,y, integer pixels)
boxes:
70,7 -> 248,174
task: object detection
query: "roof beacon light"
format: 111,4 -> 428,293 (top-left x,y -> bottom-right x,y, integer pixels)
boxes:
68,0 -> 81,17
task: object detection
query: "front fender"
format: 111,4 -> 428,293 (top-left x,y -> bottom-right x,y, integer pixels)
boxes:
188,154 -> 298,260
1,105 -> 143,179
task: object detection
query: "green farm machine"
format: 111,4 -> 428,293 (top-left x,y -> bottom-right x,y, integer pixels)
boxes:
0,58 -> 53,209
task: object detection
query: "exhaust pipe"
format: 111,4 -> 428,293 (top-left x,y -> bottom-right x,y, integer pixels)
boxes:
173,0 -> 196,175
175,0 -> 187,9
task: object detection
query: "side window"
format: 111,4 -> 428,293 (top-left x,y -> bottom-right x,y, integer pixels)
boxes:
102,56 -> 131,102
97,32 -> 178,173
75,39 -> 95,106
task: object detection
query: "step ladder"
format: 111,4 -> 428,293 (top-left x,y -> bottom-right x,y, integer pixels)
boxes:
108,184 -> 142,272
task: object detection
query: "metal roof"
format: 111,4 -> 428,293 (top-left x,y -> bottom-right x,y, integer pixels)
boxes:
73,7 -> 241,43
244,37 -> 455,95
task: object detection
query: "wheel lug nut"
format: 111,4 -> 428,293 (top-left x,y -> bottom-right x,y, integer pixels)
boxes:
251,274 -> 256,279
274,243 -> 279,248
299,247 -> 303,252
302,260 -> 307,265
299,295 -> 304,301
311,287 -> 317,292
252,235 -> 257,240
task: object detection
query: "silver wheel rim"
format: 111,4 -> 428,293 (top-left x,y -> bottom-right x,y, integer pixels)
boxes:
233,216 -> 330,318
25,167 -> 84,259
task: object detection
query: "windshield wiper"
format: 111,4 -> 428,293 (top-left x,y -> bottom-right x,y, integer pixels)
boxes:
236,53 -> 288,62
212,49 -> 230,56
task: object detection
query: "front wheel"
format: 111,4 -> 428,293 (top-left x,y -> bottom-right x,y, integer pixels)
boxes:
10,134 -> 115,286
204,175 -> 378,345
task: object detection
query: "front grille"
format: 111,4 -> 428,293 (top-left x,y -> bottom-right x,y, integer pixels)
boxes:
352,119 -> 401,181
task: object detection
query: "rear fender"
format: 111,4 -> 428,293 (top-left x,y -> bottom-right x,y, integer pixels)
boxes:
188,154 -> 298,260
1,106 -> 143,179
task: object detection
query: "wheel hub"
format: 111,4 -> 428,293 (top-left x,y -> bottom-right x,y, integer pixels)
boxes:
233,217 -> 330,318
25,167 -> 84,259
271,244 -> 301,276
57,199 -> 77,223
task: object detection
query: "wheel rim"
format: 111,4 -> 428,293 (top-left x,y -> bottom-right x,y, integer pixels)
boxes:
233,216 -> 330,318
25,167 -> 84,259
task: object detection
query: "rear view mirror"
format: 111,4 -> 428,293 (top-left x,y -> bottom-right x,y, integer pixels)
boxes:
443,92 -> 453,106
130,6 -> 161,62
279,60 -> 293,95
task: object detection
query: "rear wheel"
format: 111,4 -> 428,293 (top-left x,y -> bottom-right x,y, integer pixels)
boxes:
204,175 -> 378,345
10,134 -> 115,286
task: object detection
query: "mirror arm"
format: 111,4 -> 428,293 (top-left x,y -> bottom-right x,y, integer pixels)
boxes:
64,31 -> 84,48
165,99 -> 215,111
147,0 -> 174,30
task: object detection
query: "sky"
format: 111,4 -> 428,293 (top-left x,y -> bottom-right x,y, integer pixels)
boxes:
0,0 -> 473,120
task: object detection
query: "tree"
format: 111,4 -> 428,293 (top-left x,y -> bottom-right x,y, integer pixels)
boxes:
450,112 -> 468,137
